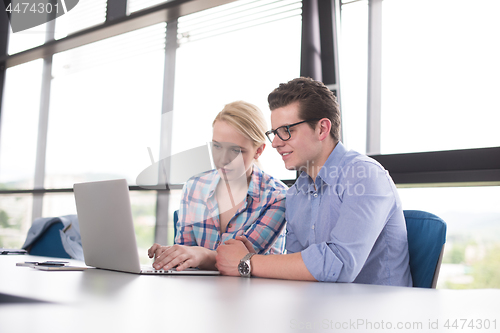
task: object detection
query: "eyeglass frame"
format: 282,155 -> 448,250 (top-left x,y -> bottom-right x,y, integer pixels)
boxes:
265,118 -> 322,143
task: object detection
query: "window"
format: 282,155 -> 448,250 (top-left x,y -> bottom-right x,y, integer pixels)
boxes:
7,24 -> 48,55
45,24 -> 166,188
54,0 -> 107,40
380,0 -> 500,154
130,191 -> 157,264
0,195 -> 32,248
173,0 -> 302,182
339,0 -> 368,154
0,60 -> 43,190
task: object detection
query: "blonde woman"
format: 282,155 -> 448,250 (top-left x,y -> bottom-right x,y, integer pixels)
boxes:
148,101 -> 287,271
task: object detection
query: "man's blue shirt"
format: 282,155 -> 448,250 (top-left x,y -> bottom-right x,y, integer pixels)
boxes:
285,142 -> 412,286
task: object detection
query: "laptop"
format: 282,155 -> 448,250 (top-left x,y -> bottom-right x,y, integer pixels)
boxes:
73,178 -> 220,276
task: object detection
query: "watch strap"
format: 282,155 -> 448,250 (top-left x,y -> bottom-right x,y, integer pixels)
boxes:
241,253 -> 255,263
239,253 -> 256,277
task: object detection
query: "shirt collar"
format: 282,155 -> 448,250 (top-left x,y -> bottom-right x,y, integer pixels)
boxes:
294,141 -> 348,191
247,164 -> 262,202
208,170 -> 221,198
316,141 -> 347,186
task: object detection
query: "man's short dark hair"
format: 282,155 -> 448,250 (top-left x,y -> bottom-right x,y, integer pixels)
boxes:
268,77 -> 341,142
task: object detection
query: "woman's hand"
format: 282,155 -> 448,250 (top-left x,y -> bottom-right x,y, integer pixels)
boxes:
148,243 -> 169,261
235,236 -> 257,254
148,243 -> 216,271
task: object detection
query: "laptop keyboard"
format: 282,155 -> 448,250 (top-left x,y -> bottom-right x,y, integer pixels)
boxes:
140,265 -> 173,274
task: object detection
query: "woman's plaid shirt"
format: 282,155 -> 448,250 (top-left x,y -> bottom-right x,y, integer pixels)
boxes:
175,165 -> 287,254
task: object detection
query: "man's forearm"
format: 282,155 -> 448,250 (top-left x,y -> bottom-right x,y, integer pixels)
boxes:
251,252 -> 317,281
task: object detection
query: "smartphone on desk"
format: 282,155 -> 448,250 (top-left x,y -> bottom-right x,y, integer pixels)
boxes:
16,261 -> 69,267
1,248 -> 27,255
34,265 -> 90,271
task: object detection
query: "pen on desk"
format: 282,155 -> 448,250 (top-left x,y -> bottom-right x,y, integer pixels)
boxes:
16,261 -> 38,267
1,249 -> 28,255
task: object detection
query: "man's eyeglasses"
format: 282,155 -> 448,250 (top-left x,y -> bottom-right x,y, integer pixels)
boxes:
265,119 -> 321,143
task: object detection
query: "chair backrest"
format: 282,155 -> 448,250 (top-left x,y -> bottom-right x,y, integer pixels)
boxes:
404,210 -> 447,288
28,222 -> 72,259
173,210 -> 179,241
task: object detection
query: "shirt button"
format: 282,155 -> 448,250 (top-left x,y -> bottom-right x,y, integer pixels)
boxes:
312,225 -> 315,230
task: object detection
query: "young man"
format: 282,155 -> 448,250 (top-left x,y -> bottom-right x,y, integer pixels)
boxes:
215,78 -> 412,286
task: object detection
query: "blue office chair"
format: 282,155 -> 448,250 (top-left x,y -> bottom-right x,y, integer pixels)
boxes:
173,210 -> 179,241
27,222 -> 72,259
23,215 -> 84,260
404,210 -> 447,288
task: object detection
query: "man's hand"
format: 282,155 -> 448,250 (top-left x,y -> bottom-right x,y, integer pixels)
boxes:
148,243 -> 215,271
215,239 -> 251,276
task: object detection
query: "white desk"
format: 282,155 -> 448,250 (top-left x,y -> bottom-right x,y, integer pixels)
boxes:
1,255 -> 499,333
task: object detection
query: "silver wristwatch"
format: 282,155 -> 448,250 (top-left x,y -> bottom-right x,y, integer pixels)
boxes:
238,253 -> 256,278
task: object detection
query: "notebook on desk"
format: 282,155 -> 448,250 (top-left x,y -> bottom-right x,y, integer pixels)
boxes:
73,179 -> 220,276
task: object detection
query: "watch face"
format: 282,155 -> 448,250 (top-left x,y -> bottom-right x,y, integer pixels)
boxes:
238,262 -> 250,276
